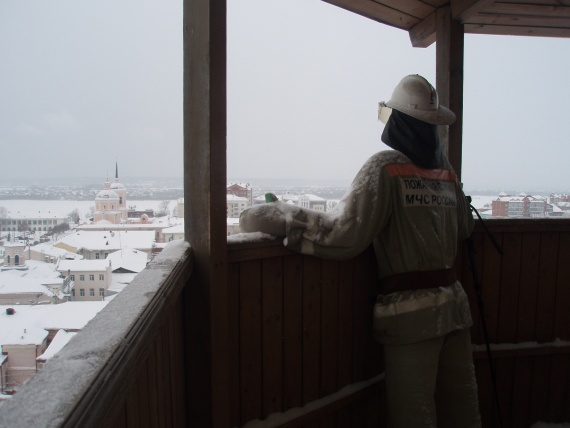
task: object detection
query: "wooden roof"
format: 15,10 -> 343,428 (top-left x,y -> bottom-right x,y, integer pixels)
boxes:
323,0 -> 570,47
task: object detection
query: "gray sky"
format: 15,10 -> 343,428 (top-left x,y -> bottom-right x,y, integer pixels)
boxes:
2,0 -> 570,192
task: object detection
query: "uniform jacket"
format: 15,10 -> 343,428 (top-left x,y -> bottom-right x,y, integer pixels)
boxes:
239,149 -> 475,345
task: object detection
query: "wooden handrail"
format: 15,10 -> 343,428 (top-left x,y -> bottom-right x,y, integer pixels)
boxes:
0,241 -> 193,428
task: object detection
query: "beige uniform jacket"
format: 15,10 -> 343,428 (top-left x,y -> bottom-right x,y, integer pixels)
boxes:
239,150 -> 475,345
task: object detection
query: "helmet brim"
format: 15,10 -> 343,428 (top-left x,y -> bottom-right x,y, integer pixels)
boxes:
383,101 -> 456,125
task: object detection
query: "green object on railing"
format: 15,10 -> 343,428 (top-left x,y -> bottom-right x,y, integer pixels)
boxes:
265,193 -> 278,203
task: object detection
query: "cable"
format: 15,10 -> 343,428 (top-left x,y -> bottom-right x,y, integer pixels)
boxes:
466,196 -> 504,428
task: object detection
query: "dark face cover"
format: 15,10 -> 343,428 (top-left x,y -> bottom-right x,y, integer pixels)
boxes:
381,109 -> 443,169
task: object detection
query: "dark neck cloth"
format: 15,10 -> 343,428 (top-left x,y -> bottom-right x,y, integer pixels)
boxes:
381,109 -> 443,169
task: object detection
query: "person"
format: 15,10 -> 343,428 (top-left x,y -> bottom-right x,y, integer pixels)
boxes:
239,74 -> 481,427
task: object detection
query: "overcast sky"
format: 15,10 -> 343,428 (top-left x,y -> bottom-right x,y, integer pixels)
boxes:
2,0 -> 569,192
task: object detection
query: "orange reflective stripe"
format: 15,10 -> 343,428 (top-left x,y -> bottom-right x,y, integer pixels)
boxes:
385,163 -> 456,182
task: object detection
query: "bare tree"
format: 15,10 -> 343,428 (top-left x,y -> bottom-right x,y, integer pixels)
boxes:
17,222 -> 30,233
69,208 -> 80,224
156,200 -> 170,217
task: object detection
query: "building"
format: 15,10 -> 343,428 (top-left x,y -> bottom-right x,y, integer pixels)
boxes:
56,259 -> 112,301
491,193 -> 552,218
226,194 -> 249,219
28,242 -> 80,264
0,213 -> 67,235
1,243 -> 27,271
0,302 -> 107,393
93,164 -> 128,225
0,259 -> 72,304
107,248 -> 148,274
227,182 -> 253,206
54,230 -> 156,259
0,276 -> 57,305
162,223 -> 185,242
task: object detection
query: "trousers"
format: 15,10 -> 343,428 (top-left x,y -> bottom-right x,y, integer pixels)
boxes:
383,327 -> 482,428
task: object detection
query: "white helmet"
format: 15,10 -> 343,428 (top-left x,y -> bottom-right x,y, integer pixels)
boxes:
378,75 -> 456,125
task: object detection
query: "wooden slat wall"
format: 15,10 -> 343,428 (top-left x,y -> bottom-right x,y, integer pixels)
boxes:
106,295 -> 187,428
229,219 -> 570,428
462,220 -> 570,428
228,245 -> 384,428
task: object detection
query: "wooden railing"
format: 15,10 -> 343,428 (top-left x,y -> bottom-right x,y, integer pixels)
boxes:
0,241 -> 193,428
459,219 -> 570,427
227,240 -> 385,427
226,218 -> 570,428
1,219 -> 569,427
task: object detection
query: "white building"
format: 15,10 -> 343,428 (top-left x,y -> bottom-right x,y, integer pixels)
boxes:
56,259 -> 112,301
227,194 -> 249,219
0,209 -> 67,235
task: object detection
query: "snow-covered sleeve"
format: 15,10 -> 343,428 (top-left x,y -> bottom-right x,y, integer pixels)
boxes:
239,152 -> 393,260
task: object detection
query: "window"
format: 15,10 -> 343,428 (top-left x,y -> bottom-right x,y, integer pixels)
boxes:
70,275 -> 75,281
80,289 -> 85,297
89,288 -> 95,296
72,289 -> 75,297
89,275 -> 95,281
99,274 -> 104,281
80,275 -> 85,281
99,288 -> 105,297
95,253 -> 100,259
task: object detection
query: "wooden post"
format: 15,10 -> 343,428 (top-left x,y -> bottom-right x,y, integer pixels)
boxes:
183,0 -> 229,426
436,6 -> 465,181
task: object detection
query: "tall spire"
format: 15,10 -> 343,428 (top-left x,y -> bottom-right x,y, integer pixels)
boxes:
115,162 -> 119,181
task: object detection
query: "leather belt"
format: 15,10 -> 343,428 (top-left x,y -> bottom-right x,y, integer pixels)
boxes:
379,268 -> 457,295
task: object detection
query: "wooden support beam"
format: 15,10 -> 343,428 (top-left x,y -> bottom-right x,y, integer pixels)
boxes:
183,0 -> 230,427
436,6 -> 465,181
409,11 -> 436,47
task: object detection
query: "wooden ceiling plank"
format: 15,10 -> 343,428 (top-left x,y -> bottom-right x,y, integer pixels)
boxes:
469,13 -> 570,27
374,0 -> 435,19
465,22 -> 570,37
422,0 -> 449,7
452,0 -> 495,22
497,0 -> 570,5
322,0 -> 420,30
409,11 -> 437,47
486,3 -> 570,18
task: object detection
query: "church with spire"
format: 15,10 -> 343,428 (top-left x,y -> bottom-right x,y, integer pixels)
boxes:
93,163 -> 128,224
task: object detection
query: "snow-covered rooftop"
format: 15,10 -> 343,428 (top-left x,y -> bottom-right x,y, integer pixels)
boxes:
30,242 -> 79,260
55,230 -> 155,251
56,259 -> 110,273
36,330 -> 77,362
0,275 -> 55,297
0,301 -> 108,346
107,248 -> 148,273
162,223 -> 184,233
